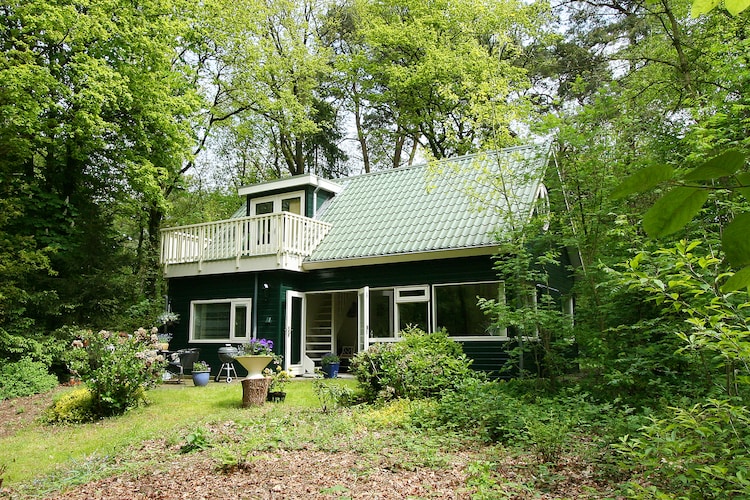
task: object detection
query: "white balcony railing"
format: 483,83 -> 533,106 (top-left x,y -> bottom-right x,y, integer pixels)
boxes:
160,213 -> 332,269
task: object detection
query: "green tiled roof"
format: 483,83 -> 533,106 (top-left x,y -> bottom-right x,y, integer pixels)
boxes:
307,143 -> 551,263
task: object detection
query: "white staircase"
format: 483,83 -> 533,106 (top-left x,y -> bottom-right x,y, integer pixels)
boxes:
305,295 -> 334,363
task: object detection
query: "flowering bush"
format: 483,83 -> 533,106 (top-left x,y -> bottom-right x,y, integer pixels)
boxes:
64,327 -> 166,419
264,365 -> 292,392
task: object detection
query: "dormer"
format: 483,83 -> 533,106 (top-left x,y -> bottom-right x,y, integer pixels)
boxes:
238,174 -> 343,219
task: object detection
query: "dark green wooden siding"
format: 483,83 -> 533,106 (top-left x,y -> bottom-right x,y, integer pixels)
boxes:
304,255 -> 498,292
165,251 -> 573,376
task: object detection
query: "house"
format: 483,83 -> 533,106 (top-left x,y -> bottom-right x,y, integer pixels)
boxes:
160,143 -> 574,377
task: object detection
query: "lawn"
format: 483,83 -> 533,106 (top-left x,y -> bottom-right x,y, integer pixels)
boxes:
0,378 -> 624,499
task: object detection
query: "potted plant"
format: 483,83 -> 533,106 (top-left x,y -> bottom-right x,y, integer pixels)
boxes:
264,365 -> 292,402
321,353 -> 340,378
235,338 -> 279,379
157,311 -> 180,326
156,332 -> 172,351
191,361 -> 210,387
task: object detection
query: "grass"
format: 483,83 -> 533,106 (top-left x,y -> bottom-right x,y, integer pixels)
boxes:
1,377 -> 628,498
0,377 -> 356,488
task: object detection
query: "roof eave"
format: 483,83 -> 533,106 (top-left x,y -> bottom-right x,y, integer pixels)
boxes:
238,174 -> 343,197
302,245 -> 502,270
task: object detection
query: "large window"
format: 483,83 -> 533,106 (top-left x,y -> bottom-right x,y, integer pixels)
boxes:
190,299 -> 252,342
364,283 -> 504,342
433,281 -> 506,338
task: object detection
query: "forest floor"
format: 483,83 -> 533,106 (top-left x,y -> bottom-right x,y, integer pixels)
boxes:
0,386 -> 625,499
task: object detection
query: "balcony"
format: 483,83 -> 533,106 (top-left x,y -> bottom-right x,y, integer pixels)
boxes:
160,213 -> 332,277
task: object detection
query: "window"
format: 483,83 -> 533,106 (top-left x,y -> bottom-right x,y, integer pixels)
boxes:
369,289 -> 394,338
250,191 -> 305,216
395,286 -> 429,332
364,282 -> 509,345
433,281 -> 506,338
255,201 -> 273,215
281,196 -> 301,214
190,299 -> 252,342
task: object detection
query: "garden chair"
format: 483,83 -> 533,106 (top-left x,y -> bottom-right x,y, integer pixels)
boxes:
165,348 -> 200,383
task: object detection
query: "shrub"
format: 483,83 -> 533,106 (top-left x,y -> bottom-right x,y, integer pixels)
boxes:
42,387 -> 95,424
417,378 -> 531,443
64,328 -> 165,418
416,378 -> 626,467
617,399 -> 750,499
0,357 -> 59,400
350,327 -> 481,401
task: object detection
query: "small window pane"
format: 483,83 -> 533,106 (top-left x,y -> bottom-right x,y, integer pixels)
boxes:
281,197 -> 301,214
369,290 -> 394,338
193,303 -> 231,339
234,304 -> 248,338
398,302 -> 428,332
255,201 -> 273,215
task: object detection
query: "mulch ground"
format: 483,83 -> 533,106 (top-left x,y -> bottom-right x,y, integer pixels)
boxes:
0,387 -> 624,499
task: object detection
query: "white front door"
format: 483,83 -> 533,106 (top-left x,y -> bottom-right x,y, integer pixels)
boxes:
285,291 -> 305,376
357,286 -> 370,351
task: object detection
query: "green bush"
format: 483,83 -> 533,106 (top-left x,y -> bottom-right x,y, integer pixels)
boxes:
415,378 -> 629,467
64,328 -> 166,418
42,387 -> 95,424
0,358 -> 59,400
350,327 -> 480,401
416,378 -> 531,443
617,399 -> 750,499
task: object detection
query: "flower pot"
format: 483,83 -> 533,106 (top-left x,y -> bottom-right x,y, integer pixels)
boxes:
192,371 -> 210,386
322,362 -> 339,378
267,391 -> 287,402
235,355 -> 274,379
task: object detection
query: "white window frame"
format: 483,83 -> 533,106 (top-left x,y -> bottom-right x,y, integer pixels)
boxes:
189,298 -> 252,343
250,190 -> 305,215
432,280 -> 508,341
394,285 -> 430,334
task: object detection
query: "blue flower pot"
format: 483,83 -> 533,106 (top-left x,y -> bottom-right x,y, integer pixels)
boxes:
192,371 -> 210,386
322,363 -> 339,378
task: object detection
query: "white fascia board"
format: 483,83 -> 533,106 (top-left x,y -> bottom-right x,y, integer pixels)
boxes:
238,174 -> 343,197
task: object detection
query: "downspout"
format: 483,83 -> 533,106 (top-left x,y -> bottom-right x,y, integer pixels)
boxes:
252,274 -> 259,339
313,182 -> 322,218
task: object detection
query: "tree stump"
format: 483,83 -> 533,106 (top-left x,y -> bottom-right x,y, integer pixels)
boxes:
241,377 -> 270,407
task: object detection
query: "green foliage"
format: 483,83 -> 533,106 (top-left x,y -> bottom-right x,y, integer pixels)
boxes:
180,427 -> 211,453
613,150 -> 750,291
312,379 -> 354,413
620,240 -> 750,397
415,378 -> 621,466
64,328 -> 165,419
692,0 -> 750,16
481,235 -> 576,383
350,327 -> 480,402
41,388 -> 95,425
0,358 -> 59,400
617,400 -> 750,498
192,361 -> 210,372
321,353 -> 340,365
